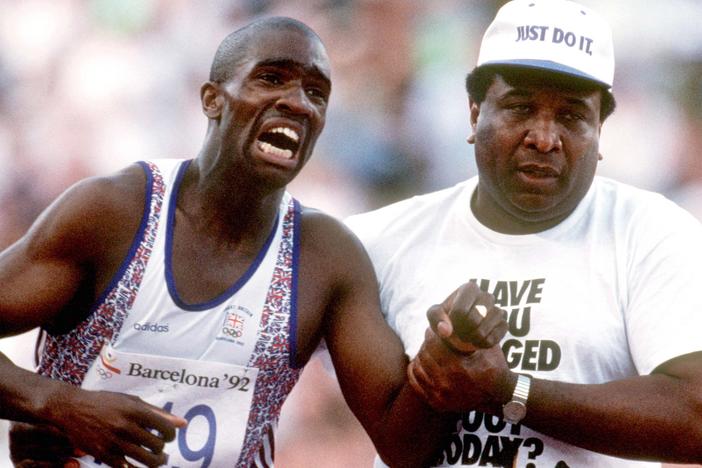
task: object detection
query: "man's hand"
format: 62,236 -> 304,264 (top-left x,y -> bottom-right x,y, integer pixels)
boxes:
408,327 -> 513,413
408,282 -> 513,413
45,387 -> 187,467
427,281 -> 508,353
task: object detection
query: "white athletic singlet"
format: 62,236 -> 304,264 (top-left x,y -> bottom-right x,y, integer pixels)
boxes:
38,159 -> 303,467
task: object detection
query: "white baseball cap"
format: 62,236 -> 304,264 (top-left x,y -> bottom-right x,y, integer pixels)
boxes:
477,0 -> 615,88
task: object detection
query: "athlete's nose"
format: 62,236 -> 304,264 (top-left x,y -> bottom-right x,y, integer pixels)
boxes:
275,84 -> 314,119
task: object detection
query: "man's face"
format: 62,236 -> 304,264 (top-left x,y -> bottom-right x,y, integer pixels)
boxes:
470,72 -> 603,234
215,27 -> 331,185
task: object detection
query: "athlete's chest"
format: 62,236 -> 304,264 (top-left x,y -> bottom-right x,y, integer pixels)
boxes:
114,292 -> 270,366
113,211 -> 293,365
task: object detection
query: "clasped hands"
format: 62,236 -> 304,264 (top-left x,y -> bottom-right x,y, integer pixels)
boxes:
408,282 -> 515,415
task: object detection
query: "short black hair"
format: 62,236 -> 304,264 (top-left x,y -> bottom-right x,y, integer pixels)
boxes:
209,16 -> 322,83
465,65 -> 616,122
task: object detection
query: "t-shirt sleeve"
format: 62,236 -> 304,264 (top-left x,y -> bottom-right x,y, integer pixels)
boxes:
625,203 -> 702,375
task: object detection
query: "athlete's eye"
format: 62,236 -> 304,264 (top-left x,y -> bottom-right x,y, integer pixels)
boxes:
258,73 -> 282,85
305,86 -> 328,103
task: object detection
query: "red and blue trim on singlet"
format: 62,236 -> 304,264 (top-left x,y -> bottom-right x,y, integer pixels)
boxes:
37,160 -> 303,467
37,161 -> 165,384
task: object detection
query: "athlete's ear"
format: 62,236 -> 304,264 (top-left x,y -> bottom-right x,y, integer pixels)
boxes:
201,81 -> 224,119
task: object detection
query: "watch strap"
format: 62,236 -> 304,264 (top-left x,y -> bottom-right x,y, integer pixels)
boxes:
512,374 -> 531,404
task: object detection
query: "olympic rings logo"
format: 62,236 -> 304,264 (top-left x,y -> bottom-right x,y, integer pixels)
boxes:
220,326 -> 243,338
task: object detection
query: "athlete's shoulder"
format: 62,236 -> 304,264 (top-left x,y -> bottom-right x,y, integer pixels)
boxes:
22,163 -> 149,260
298,204 -> 361,249
295,203 -> 383,292
65,162 -> 147,220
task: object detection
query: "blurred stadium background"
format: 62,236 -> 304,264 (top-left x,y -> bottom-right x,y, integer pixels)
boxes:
0,0 -> 701,466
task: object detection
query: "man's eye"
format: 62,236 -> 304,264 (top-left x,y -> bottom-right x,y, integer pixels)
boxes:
510,104 -> 531,114
561,111 -> 584,122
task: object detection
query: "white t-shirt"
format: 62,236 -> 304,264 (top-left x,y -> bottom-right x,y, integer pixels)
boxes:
346,176 -> 702,468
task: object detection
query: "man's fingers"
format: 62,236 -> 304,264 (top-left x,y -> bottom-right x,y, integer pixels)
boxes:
417,338 -> 445,376
428,283 -> 508,352
468,305 -> 509,347
436,320 -> 452,338
485,312 -> 509,346
427,304 -> 452,338
446,282 -> 494,342
428,283 -> 488,339
482,325 -> 508,348
407,360 -> 429,400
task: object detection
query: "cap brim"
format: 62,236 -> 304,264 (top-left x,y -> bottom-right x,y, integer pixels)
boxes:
479,59 -> 611,88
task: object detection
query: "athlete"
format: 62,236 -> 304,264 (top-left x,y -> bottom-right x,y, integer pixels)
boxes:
346,0 -> 702,466
0,17 -> 507,468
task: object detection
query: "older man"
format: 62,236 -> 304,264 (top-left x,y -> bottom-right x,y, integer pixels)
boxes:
347,1 -> 702,466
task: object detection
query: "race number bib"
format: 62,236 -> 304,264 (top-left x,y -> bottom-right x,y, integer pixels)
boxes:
75,344 -> 259,467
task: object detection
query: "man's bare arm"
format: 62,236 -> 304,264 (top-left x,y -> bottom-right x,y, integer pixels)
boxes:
411,325 -> 702,464
522,351 -> 702,463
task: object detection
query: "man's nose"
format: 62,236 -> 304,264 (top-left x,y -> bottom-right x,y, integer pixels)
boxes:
523,117 -> 562,153
275,85 -> 314,118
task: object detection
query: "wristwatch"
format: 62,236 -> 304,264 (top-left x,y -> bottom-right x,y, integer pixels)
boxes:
503,374 -> 531,425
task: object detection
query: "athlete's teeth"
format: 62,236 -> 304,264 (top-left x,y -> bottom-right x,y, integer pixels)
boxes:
259,141 -> 293,159
270,127 -> 299,143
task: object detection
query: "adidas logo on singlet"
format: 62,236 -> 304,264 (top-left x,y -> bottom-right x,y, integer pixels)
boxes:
133,322 -> 170,333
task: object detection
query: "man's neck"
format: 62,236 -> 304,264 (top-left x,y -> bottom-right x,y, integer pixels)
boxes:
470,186 -> 570,235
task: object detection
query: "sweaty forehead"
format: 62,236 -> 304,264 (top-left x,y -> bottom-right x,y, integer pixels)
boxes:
246,28 -> 330,77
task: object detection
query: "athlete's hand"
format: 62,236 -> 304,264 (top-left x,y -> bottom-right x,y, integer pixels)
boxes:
49,387 -> 187,467
9,421 -> 74,467
427,281 -> 508,353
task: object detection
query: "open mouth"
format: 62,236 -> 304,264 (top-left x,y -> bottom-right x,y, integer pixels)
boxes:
256,126 -> 301,160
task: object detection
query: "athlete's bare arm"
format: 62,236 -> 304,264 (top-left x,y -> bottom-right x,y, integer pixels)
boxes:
0,164 -> 185,467
297,209 -> 507,467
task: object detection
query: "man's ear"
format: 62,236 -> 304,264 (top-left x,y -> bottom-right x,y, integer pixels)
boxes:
467,97 -> 479,144
201,81 -> 223,119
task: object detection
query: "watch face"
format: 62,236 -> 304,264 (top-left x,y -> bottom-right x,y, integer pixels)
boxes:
503,401 -> 527,424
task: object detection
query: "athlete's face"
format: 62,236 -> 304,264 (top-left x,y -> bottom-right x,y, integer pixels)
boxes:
207,27 -> 331,186
469,72 -> 603,234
